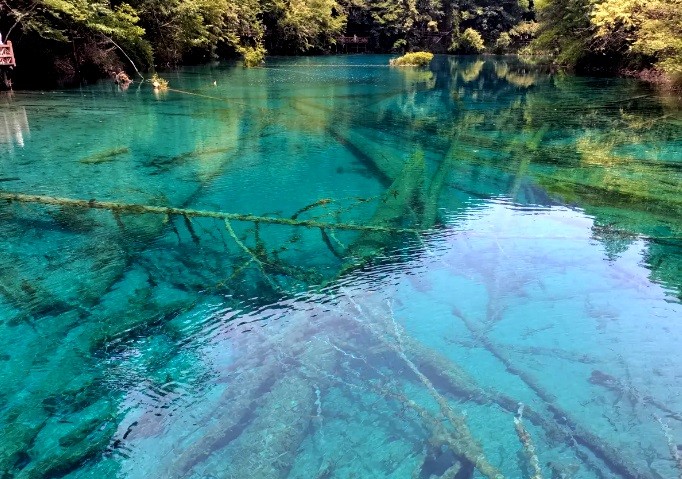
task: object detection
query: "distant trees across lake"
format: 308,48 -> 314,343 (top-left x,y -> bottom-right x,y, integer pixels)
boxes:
1,0 -> 679,87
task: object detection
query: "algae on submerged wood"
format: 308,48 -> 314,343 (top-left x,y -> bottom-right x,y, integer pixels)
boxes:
79,147 -> 130,164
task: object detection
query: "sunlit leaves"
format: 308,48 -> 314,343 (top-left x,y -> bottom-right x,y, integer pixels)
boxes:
535,0 -> 682,78
276,0 -> 347,51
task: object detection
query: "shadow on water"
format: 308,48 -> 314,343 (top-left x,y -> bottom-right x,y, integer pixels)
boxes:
0,55 -> 680,478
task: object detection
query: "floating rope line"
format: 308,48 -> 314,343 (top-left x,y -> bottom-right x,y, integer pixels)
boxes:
142,79 -> 250,106
0,191 -> 421,234
262,64 -> 393,68
165,87 -> 246,105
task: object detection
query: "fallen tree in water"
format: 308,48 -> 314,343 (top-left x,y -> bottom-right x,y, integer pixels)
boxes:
0,191 -> 420,235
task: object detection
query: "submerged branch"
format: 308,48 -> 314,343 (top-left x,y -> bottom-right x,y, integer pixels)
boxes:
0,191 -> 421,235
100,34 -> 144,80
452,308 -> 655,479
389,310 -> 503,479
514,404 -> 543,479
224,219 -> 282,292
342,293 -> 503,479
657,416 -> 682,479
291,198 -> 333,220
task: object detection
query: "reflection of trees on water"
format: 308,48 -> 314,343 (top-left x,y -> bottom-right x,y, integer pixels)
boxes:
278,56 -> 681,297
0,105 -> 29,150
266,56 -> 681,299
361,56 -> 682,299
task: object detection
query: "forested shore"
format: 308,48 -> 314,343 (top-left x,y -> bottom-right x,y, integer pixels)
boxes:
1,0 -> 680,88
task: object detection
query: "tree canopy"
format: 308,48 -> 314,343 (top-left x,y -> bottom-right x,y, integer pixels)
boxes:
1,0 -> 680,86
533,0 -> 682,81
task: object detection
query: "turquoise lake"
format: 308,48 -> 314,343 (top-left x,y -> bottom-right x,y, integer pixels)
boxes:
0,55 -> 681,478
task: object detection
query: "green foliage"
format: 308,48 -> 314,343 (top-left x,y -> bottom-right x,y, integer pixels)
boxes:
590,0 -> 639,58
532,0 -> 592,65
129,0 -> 264,66
494,21 -> 538,53
456,0 -> 530,44
389,51 -> 434,66
265,0 -> 346,52
5,0 -> 677,86
608,0 -> 682,76
534,0 -> 682,81
392,39 -> 408,53
453,28 -> 485,54
509,21 -> 539,45
2,0 -> 543,84
240,45 -> 266,67
494,32 -> 512,53
1,0 -> 154,82
3,0 -> 145,43
369,0 -> 444,51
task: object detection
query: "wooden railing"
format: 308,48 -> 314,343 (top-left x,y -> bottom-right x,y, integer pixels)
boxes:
0,41 -> 16,67
337,36 -> 369,45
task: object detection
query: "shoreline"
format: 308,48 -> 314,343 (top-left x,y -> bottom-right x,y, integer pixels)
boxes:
2,53 -> 680,93
0,52 -> 682,94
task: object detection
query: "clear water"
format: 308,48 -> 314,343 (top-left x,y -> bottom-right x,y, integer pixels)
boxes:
1,55 -> 681,479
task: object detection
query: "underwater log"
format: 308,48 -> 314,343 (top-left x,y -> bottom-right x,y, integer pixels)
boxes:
657,417 -> 682,479
340,294 -> 503,479
185,336 -> 337,478
332,294 -> 645,479
79,147 -> 130,164
341,150 -> 426,269
0,191 -> 420,235
514,404 -> 543,479
160,358 -> 286,477
452,309 -> 655,479
0,130 -> 268,477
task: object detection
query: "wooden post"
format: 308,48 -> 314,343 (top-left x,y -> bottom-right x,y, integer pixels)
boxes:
0,41 -> 16,67
0,41 -> 15,90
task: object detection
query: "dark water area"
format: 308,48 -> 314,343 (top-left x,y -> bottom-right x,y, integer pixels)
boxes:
0,55 -> 681,478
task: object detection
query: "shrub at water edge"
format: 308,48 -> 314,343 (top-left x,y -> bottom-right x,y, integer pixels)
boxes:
240,46 -> 266,67
389,52 -> 434,67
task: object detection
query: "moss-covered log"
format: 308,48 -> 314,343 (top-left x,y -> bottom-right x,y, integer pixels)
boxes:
0,192 -> 420,235
343,150 -> 426,265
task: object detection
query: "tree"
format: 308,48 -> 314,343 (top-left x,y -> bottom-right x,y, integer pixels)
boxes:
452,27 -> 484,53
128,0 -> 264,66
263,0 -> 346,52
535,0 -> 682,80
595,0 -> 682,76
367,0 -> 432,51
533,0 -> 592,66
1,0 -> 152,82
